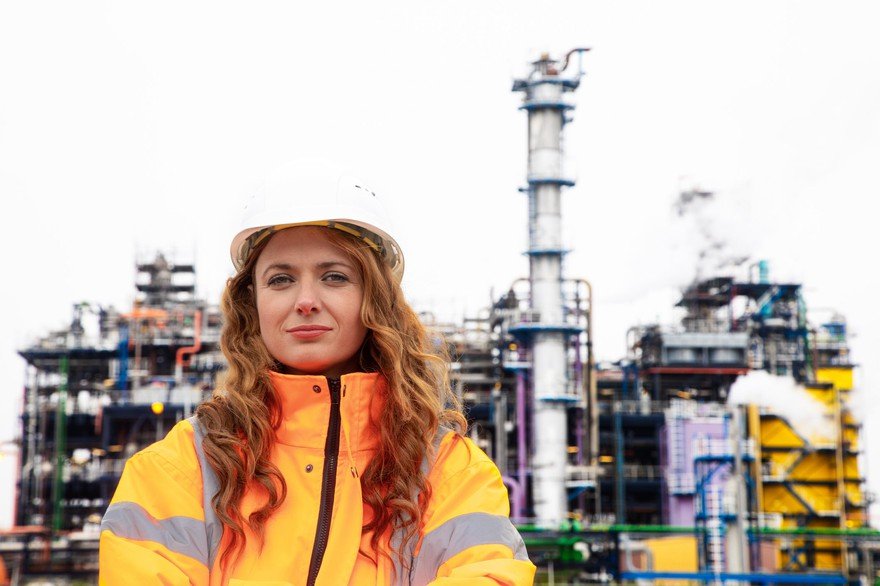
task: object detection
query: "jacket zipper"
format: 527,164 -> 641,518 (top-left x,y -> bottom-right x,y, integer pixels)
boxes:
306,377 -> 342,586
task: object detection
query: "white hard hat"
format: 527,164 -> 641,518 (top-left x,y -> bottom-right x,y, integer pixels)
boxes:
231,160 -> 404,282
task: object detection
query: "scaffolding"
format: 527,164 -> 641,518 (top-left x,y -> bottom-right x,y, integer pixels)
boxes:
9,253 -> 223,577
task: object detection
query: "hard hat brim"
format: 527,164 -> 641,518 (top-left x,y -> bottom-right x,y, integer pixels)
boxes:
230,219 -> 404,283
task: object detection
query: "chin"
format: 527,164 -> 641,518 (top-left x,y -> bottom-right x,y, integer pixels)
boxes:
280,362 -> 329,375
273,349 -> 359,377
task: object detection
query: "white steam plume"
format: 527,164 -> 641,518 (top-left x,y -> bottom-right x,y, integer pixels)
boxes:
728,370 -> 835,443
672,187 -> 754,283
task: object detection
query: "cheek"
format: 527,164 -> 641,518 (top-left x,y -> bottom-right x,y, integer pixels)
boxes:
335,292 -> 366,343
256,293 -> 286,331
343,293 -> 365,329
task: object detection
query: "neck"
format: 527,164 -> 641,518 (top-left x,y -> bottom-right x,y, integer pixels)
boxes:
276,357 -> 364,378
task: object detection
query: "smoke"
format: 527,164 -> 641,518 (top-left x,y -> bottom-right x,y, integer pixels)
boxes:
727,370 -> 835,443
847,384 -> 867,425
672,187 -> 754,283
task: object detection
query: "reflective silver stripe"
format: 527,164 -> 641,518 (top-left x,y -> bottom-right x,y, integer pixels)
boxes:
409,512 -> 530,584
101,501 -> 210,567
392,426 -> 454,586
389,521 -> 418,586
188,415 -> 223,569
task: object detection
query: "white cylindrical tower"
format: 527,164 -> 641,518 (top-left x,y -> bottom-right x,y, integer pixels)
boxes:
512,51 -> 588,526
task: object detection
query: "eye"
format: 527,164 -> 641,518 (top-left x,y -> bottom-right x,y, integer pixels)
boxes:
322,272 -> 350,283
267,274 -> 294,288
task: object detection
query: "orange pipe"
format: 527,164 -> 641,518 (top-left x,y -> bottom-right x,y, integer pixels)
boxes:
176,310 -> 202,368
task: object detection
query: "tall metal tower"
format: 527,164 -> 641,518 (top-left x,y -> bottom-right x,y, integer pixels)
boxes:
512,49 -> 589,525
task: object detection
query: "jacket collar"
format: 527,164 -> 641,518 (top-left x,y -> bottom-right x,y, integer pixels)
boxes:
268,370 -> 385,452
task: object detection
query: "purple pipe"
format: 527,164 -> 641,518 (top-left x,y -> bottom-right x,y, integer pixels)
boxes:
573,334 -> 583,465
516,368 -> 528,512
503,476 -> 525,522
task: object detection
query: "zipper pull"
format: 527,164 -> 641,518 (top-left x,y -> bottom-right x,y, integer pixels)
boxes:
327,377 -> 342,403
351,466 -> 358,478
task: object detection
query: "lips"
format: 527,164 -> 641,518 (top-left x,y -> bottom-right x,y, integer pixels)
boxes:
286,325 -> 332,339
287,325 -> 331,332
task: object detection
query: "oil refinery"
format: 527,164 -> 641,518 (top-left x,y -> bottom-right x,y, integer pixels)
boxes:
2,50 -> 876,585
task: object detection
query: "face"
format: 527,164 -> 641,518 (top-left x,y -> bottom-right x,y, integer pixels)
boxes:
253,227 -> 368,377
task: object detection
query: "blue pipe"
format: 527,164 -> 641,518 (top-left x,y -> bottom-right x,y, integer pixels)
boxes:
614,407 -> 626,523
621,363 -> 639,400
758,260 -> 770,284
759,286 -> 783,320
619,571 -> 845,584
117,323 -> 129,399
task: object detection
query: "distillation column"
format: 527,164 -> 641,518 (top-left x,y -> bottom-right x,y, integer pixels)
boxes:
513,51 -> 588,526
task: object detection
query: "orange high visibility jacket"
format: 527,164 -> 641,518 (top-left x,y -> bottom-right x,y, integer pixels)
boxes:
100,371 -> 536,585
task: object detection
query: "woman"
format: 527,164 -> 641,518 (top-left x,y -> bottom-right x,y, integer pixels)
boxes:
99,161 -> 536,585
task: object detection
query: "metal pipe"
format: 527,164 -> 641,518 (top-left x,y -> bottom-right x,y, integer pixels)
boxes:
571,316 -> 586,518
728,406 -> 751,574
175,310 -> 203,418
572,330 -> 583,467
572,278 -> 598,520
745,404 -> 764,568
503,475 -> 525,523
749,404 -> 765,532
560,48 -> 592,74
507,275 -> 534,515
834,386 -> 850,577
620,533 -> 654,573
573,278 -> 597,469
117,323 -> 130,399
614,403 -> 626,524
132,312 -> 142,389
175,309 -> 203,380
494,385 -> 508,475
51,355 -> 69,533
618,571 -> 846,584
625,326 -> 641,360
516,368 -> 528,508
23,365 -> 38,524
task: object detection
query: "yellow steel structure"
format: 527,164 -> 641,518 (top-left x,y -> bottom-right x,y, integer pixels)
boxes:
619,536 -> 698,586
751,365 -> 865,573
816,366 -> 854,392
645,536 -> 698,586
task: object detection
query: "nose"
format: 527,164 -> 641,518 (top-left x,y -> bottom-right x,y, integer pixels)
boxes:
294,281 -> 321,315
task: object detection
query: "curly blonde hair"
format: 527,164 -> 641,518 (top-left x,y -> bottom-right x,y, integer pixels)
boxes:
195,226 -> 466,570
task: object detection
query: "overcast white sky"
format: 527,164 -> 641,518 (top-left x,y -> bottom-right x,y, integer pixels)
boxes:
1,1 -> 878,528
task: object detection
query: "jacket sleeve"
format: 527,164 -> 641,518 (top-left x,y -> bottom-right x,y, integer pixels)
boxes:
413,434 -> 536,586
99,422 -> 211,586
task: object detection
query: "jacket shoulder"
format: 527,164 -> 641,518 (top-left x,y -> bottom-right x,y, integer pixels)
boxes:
427,431 -> 510,525
428,430 -> 501,493
111,419 -> 203,506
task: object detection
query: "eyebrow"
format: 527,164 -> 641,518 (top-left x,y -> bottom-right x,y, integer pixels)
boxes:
260,260 -> 356,278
